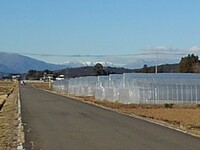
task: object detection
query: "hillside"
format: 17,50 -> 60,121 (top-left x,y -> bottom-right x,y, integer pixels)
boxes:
55,66 -> 133,78
25,63 -> 181,80
55,64 -> 179,78
0,64 -> 15,73
0,52 -> 66,73
133,63 -> 179,73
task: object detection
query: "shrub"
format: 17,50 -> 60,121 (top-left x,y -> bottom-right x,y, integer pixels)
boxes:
164,103 -> 174,108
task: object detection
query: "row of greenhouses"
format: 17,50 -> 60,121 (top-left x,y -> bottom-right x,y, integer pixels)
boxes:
53,73 -> 200,104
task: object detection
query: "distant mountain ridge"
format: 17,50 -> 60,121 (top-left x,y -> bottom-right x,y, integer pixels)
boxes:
0,52 -> 121,73
0,52 -> 66,73
0,52 -> 179,74
0,64 -> 15,73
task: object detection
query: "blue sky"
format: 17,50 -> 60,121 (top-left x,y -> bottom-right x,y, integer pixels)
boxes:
1,0 -> 200,66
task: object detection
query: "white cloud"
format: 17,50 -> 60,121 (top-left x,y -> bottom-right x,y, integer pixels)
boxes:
146,46 -> 172,51
144,46 -> 181,54
189,46 -> 200,52
143,45 -> 200,55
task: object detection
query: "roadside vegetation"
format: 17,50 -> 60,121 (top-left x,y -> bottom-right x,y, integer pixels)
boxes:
27,81 -> 52,90
0,81 -> 19,149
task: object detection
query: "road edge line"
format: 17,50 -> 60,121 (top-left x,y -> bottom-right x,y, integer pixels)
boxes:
17,91 -> 25,150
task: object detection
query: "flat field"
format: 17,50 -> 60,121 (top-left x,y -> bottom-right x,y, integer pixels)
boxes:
0,81 -> 16,95
27,81 -> 52,90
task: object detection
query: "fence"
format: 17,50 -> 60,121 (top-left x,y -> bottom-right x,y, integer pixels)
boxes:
53,73 -> 200,104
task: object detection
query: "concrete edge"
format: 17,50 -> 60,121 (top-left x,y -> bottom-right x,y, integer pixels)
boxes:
17,92 -> 25,150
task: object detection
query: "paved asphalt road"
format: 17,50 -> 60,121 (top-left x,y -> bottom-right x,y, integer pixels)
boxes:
20,85 -> 200,150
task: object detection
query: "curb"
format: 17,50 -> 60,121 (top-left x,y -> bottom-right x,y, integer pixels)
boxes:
17,92 -> 25,150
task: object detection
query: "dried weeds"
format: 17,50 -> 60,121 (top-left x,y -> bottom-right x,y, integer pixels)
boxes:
0,81 -> 19,149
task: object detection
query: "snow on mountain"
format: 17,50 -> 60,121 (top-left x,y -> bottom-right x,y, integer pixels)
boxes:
61,61 -> 117,68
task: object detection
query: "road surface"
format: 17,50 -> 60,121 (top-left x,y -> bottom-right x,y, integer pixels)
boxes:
20,85 -> 200,150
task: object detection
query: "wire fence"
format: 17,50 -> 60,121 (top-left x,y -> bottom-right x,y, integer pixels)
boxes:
53,73 -> 200,104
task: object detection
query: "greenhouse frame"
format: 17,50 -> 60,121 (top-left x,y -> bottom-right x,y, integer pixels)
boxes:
53,73 -> 200,104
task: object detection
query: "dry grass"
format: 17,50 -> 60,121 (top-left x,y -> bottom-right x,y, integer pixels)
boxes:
77,96 -> 200,137
28,81 -> 52,90
0,81 -> 16,95
0,81 -> 19,149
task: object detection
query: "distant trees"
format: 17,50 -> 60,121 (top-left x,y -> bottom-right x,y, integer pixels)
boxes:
26,70 -> 42,80
140,64 -> 155,73
179,54 -> 199,73
193,62 -> 200,73
142,64 -> 148,73
26,69 -> 54,80
137,54 -> 200,73
94,63 -> 105,76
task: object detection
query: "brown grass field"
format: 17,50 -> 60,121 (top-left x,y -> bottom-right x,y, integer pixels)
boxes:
0,81 -> 16,95
27,81 -> 52,90
0,81 -> 19,149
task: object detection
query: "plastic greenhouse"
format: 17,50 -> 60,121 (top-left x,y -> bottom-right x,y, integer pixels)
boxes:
53,73 -> 200,104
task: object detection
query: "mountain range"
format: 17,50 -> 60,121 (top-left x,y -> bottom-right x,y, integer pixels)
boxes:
0,52 -> 179,74
0,52 -> 67,73
0,52 -> 121,73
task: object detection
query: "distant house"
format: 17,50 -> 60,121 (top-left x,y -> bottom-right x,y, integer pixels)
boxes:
42,73 -> 54,82
12,75 -> 20,81
56,75 -> 65,80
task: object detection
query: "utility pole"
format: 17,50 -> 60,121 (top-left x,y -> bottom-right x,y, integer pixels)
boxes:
48,76 -> 51,90
155,53 -> 158,74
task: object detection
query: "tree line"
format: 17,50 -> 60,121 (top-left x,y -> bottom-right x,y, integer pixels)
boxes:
26,54 -> 200,80
179,54 -> 200,73
141,54 -> 200,73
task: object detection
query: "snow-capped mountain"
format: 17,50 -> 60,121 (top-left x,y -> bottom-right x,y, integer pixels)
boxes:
0,52 -> 181,74
61,61 -> 117,68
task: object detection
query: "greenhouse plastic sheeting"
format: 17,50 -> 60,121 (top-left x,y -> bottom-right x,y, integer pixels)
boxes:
53,73 -> 200,104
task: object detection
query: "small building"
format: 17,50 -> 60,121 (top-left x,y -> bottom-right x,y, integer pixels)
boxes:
42,73 -> 54,82
12,75 -> 20,81
56,75 -> 65,80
